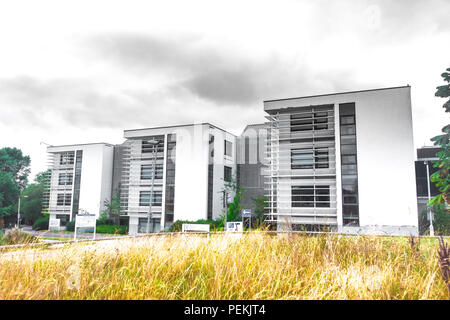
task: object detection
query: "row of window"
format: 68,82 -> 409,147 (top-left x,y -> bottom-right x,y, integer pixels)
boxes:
291,148 -> 329,169
139,191 -> 163,207
291,186 -> 330,208
290,111 -> 329,132
60,152 -> 75,165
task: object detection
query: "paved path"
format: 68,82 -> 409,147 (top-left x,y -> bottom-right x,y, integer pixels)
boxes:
17,226 -> 125,240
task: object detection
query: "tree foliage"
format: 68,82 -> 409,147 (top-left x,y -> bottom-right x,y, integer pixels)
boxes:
101,193 -> 121,225
252,195 -> 268,228
429,67 -> 450,210
0,147 -> 31,191
220,175 -> 244,222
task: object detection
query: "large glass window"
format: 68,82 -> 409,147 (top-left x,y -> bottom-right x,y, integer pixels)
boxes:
58,172 -> 73,185
224,140 -> 233,156
138,217 -> 161,233
339,103 -> 359,226
224,166 -> 232,182
139,191 -> 162,206
57,193 -> 72,206
164,133 -> 176,225
291,148 -> 329,169
291,186 -> 330,208
141,136 -> 164,154
141,164 -> 163,180
59,152 -> 74,165
290,110 -> 329,132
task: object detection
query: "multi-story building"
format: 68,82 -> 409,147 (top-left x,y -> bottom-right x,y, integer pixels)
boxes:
43,86 -> 420,236
118,123 -> 237,235
264,86 -> 419,235
45,143 -> 114,229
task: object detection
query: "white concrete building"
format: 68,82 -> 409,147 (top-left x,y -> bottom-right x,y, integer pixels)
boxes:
264,86 -> 418,235
45,143 -> 114,229
119,123 -> 237,235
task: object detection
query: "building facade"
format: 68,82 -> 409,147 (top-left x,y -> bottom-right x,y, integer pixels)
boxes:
118,123 -> 237,235
45,143 -> 114,229
43,86 -> 420,236
264,86 -> 418,235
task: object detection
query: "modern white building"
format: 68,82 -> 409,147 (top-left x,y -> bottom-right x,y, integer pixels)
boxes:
45,143 -> 114,229
119,123 -> 237,235
43,86 -> 419,236
264,86 -> 419,235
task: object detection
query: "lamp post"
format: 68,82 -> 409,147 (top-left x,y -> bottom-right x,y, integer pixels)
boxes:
425,161 -> 434,237
17,194 -> 29,229
146,139 -> 160,234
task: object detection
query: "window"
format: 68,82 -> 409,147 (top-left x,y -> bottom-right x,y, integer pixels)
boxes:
315,149 -> 329,169
139,191 -> 162,206
224,140 -> 232,156
60,152 -> 74,165
291,149 -> 314,169
58,172 -> 73,185
224,166 -> 232,182
57,193 -> 72,206
141,164 -> 163,180
291,148 -> 329,169
56,214 -> 69,226
142,137 -> 164,154
138,217 -> 161,233
339,103 -> 359,226
291,111 -> 329,132
291,186 -> 330,208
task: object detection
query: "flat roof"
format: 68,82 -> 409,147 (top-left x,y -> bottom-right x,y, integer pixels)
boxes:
47,142 -> 114,149
263,85 -> 410,103
124,122 -> 236,137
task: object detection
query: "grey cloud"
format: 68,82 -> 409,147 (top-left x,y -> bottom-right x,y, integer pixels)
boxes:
87,33 -> 372,106
0,76 -> 193,129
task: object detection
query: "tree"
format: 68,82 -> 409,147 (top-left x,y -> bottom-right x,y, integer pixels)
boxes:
0,171 -> 19,223
429,67 -> 450,211
253,195 -> 268,228
0,147 -> 31,191
220,175 -> 244,223
17,170 -> 50,225
101,193 -> 121,225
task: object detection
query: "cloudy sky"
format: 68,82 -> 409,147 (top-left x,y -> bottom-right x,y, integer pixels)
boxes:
0,0 -> 449,180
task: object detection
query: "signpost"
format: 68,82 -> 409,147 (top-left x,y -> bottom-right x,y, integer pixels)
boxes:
49,218 -> 60,230
241,209 -> 252,232
226,221 -> 243,232
74,213 -> 96,242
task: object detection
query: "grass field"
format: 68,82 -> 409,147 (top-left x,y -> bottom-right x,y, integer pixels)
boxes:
0,233 -> 448,299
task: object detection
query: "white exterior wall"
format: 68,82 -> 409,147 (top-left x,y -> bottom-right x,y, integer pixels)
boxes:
47,143 -> 114,229
264,87 -> 418,235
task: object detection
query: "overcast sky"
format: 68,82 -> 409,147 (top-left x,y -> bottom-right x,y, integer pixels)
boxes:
0,0 -> 449,180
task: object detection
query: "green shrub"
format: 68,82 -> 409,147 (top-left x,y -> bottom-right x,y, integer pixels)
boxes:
96,215 -> 114,226
96,224 -> 128,235
66,220 -> 75,232
32,215 -> 49,231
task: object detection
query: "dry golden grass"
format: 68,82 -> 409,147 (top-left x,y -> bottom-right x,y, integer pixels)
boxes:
0,233 -> 447,299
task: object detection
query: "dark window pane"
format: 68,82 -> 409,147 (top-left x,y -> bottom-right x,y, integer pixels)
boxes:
224,166 -> 232,182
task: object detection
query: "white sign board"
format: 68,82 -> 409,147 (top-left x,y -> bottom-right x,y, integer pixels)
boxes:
74,214 -> 97,242
226,222 -> 243,232
182,224 -> 210,233
49,218 -> 60,228
75,214 -> 96,228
